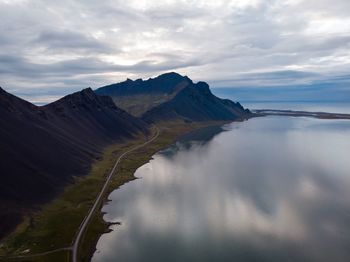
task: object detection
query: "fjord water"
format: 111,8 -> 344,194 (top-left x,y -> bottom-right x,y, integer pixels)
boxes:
244,101 -> 350,114
93,116 -> 350,262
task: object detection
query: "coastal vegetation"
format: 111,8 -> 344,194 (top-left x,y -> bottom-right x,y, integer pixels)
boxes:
0,121 -> 228,261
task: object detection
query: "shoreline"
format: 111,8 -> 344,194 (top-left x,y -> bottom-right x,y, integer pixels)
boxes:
74,124 -> 160,262
0,120 -> 231,262
79,120 -> 234,262
1,109 -> 347,261
0,109 -> 348,261
253,109 -> 350,119
80,110 -> 350,261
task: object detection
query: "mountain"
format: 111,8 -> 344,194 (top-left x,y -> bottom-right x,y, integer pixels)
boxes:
142,81 -> 250,122
96,72 -> 251,121
96,72 -> 199,116
0,87 -> 147,239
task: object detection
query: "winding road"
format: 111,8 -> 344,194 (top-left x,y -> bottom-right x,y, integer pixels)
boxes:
72,126 -> 159,262
0,247 -> 72,260
0,126 -> 159,262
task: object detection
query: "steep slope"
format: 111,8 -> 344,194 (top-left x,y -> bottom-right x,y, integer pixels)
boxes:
44,88 -> 147,147
96,72 -> 250,121
0,87 -> 147,239
142,81 -> 250,122
95,72 -> 192,116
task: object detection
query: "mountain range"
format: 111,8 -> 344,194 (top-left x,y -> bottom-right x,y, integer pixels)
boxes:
96,72 -> 250,121
0,72 -> 250,239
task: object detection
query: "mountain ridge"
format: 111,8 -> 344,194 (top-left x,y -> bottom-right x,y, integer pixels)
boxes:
98,72 -> 191,96
96,72 -> 251,121
0,87 -> 148,239
142,80 -> 250,122
96,72 -> 192,116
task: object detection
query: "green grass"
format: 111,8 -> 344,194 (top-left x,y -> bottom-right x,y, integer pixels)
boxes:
0,135 -> 146,261
112,94 -> 176,116
0,121 -> 227,262
2,250 -> 69,262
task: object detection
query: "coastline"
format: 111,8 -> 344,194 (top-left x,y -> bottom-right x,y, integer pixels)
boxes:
0,120 -> 231,262
80,111 -> 350,261
253,109 -> 350,119
79,121 -> 232,262
1,110 -> 346,261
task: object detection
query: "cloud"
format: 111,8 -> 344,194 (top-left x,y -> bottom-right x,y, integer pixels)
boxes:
34,30 -> 113,54
0,54 -> 200,78
0,0 -> 349,103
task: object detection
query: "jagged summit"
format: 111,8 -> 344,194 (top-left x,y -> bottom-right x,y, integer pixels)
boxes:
45,87 -> 117,111
49,88 -> 99,105
97,72 -> 191,97
195,81 -> 211,94
96,72 -> 250,121
142,79 -> 250,122
0,86 -> 39,115
149,71 -> 191,83
95,72 -> 194,116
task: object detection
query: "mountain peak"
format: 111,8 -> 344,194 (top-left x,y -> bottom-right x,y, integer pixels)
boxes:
97,72 -> 191,97
45,88 -> 117,114
156,71 -> 183,78
0,86 -> 37,113
81,87 -> 94,93
95,72 -> 250,120
152,72 -> 191,83
58,87 -> 96,101
0,86 -> 12,97
195,81 -> 211,94
78,87 -> 97,100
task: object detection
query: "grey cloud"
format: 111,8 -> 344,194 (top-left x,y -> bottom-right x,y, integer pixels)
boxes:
0,54 -> 201,78
0,0 -> 349,102
34,30 -> 113,53
210,70 -> 321,87
0,52 -> 202,101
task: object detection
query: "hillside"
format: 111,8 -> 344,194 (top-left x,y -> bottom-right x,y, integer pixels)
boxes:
0,87 -> 147,239
96,72 -> 251,121
142,80 -> 250,122
96,72 -> 197,116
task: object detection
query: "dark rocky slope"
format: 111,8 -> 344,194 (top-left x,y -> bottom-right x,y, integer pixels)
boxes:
142,80 -> 250,122
0,87 -> 147,239
96,72 -> 250,121
97,72 -> 188,96
95,72 -> 197,116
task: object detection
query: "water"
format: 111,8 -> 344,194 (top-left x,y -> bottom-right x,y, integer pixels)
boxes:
243,101 -> 350,114
93,116 -> 350,262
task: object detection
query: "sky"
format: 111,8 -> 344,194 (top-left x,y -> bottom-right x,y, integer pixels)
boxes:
0,0 -> 350,103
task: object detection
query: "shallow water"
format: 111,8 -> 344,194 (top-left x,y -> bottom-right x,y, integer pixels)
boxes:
93,116 -> 350,262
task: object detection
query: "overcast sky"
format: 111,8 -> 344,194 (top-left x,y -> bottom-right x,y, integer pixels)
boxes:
0,0 -> 350,103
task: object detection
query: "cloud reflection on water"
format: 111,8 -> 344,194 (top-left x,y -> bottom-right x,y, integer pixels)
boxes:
94,116 -> 350,262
